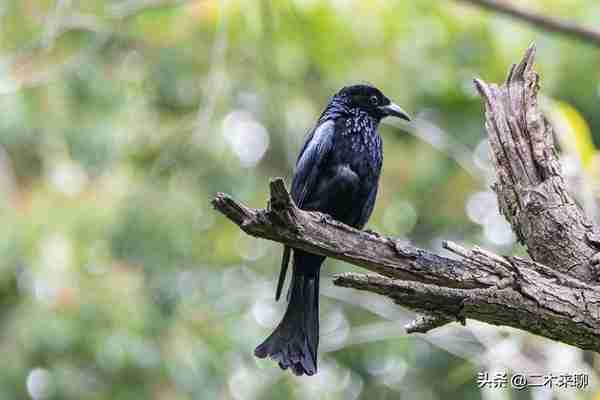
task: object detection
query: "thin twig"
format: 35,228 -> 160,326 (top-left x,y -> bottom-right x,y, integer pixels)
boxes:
457,0 -> 600,47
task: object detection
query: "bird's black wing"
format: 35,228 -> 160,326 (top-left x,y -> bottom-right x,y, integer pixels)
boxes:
275,120 -> 336,301
355,181 -> 379,229
290,120 -> 336,207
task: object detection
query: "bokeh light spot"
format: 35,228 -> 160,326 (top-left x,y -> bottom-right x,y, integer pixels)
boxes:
222,111 -> 270,167
26,368 -> 53,400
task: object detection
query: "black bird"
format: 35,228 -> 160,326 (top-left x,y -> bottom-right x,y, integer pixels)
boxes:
254,84 -> 410,376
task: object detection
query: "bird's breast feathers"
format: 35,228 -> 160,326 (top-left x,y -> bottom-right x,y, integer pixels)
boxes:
328,119 -> 382,180
342,109 -> 376,136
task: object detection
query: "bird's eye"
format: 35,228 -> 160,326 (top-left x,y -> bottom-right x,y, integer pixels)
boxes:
369,95 -> 379,106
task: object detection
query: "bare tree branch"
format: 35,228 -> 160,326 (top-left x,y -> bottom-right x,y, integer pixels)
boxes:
213,179 -> 511,289
212,176 -> 600,352
474,44 -> 598,281
456,0 -> 600,47
211,45 -> 600,353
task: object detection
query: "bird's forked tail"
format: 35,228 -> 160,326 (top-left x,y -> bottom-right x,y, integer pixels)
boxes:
254,261 -> 320,376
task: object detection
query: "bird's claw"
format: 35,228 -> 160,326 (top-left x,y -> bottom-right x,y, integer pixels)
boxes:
591,253 -> 600,280
363,228 -> 380,237
319,213 -> 332,223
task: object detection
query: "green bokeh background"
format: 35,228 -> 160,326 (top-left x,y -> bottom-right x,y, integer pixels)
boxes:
1,1 -> 600,399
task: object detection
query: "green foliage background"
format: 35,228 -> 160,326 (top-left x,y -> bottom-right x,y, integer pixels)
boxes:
1,0 -> 600,399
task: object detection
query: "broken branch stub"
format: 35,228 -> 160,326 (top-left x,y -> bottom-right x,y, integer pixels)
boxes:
474,44 -> 597,281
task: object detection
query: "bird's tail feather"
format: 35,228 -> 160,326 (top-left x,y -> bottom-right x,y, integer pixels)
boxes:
275,246 -> 291,301
255,265 -> 320,376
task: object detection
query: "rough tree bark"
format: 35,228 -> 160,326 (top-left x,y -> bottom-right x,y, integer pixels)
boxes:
474,46 -> 598,281
212,45 -> 600,353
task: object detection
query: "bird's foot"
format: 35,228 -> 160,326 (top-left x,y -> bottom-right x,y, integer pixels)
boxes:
363,228 -> 381,238
318,212 -> 334,224
591,253 -> 600,281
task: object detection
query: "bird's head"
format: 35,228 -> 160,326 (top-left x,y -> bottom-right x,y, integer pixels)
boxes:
331,84 -> 411,122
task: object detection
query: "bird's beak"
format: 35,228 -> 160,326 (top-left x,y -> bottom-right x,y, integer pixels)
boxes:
379,102 -> 411,121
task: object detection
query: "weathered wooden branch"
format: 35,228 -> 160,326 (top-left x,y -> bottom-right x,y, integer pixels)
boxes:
474,45 -> 598,281
211,45 -> 600,353
213,176 -> 600,352
456,0 -> 600,47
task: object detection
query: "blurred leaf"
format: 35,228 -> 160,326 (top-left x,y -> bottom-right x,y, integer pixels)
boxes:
550,100 -> 596,169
